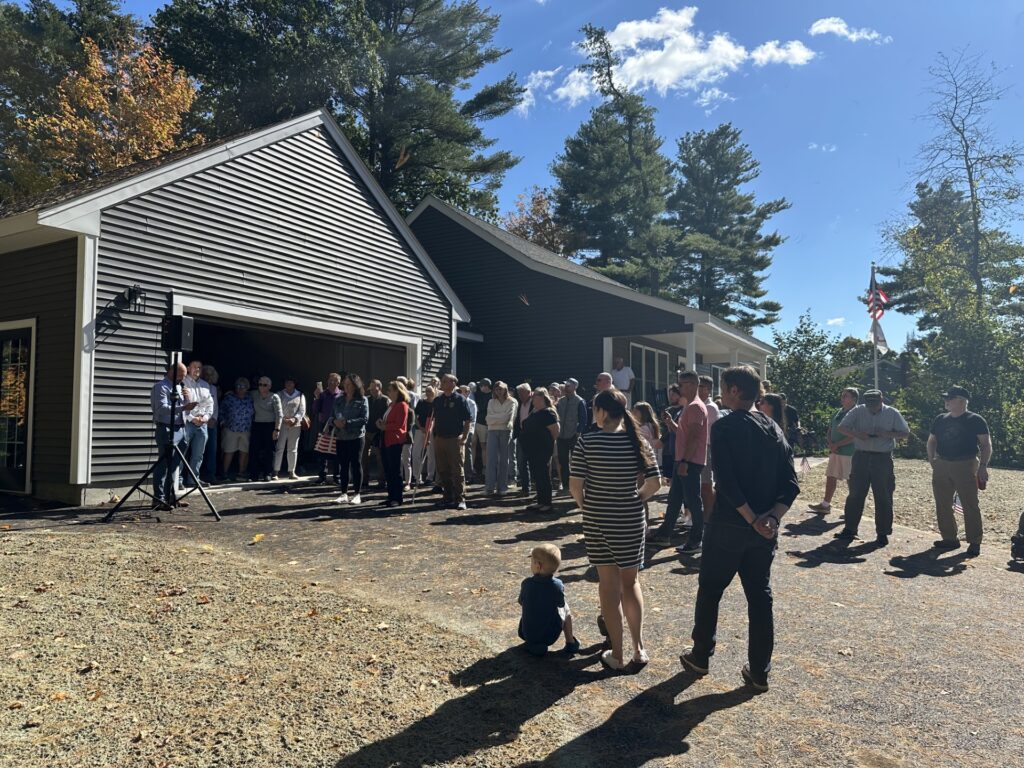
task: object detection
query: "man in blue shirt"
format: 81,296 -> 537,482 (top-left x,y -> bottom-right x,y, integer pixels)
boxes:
150,362 -> 198,510
432,374 -> 472,510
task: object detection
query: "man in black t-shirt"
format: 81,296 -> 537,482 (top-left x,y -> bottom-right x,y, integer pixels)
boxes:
927,385 -> 992,557
432,374 -> 473,511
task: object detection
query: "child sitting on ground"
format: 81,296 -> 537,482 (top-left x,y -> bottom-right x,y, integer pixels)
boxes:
517,543 -> 580,657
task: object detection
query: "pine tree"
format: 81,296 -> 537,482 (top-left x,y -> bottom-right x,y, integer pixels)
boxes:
666,123 -> 788,330
551,25 -> 672,295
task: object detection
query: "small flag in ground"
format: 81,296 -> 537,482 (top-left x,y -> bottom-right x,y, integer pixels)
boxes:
953,493 -> 963,515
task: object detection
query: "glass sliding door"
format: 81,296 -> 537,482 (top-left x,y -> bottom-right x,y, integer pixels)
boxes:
0,323 -> 34,493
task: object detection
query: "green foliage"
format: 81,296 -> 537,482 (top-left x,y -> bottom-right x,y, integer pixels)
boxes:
0,0 -> 138,205
150,0 -> 521,216
667,123 -> 789,331
769,313 -> 858,444
551,25 -> 673,295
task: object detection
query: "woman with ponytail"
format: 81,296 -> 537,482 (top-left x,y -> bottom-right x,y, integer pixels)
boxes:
570,389 -> 662,671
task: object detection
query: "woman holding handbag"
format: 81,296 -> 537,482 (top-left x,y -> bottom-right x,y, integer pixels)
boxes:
378,380 -> 411,507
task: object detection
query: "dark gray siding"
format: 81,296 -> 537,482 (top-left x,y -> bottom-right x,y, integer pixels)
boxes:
410,207 -> 688,397
92,126 -> 453,482
0,239 -> 77,490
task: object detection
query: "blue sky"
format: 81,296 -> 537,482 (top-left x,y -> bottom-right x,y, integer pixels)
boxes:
117,1 -> 1024,347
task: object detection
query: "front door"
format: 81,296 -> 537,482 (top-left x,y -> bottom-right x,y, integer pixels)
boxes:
0,325 -> 33,493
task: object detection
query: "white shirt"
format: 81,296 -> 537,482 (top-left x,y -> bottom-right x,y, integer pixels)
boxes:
182,375 -> 214,423
610,366 -> 635,391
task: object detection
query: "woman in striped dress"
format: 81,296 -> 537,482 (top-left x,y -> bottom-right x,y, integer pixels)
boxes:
570,389 -> 661,671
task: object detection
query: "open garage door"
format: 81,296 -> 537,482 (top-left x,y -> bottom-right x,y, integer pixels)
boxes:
189,317 -> 408,397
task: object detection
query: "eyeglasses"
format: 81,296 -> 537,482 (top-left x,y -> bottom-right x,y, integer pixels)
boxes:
259,383 -> 270,388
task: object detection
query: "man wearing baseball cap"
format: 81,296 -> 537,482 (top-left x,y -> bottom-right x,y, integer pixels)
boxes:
927,385 -> 991,557
835,389 -> 910,546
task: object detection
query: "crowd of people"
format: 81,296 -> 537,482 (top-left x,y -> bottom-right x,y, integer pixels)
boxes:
150,356 -> 1002,689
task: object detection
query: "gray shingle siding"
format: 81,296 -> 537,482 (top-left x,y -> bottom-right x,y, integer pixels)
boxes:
91,125 -> 452,482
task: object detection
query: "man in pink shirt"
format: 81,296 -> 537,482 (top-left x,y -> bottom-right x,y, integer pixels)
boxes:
650,371 -> 708,553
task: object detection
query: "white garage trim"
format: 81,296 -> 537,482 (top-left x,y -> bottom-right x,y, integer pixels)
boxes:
170,295 -> 423,381
69,234 -> 98,485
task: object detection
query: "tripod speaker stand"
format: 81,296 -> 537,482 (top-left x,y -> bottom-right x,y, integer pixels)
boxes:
104,346 -> 221,523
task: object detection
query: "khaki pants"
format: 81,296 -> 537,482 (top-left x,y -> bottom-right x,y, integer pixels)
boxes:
434,436 -> 465,504
932,457 -> 982,545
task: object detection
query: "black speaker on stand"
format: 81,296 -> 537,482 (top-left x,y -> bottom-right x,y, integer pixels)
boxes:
105,313 -> 220,522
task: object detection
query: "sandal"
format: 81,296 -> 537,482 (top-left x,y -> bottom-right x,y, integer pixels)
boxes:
600,650 -> 626,671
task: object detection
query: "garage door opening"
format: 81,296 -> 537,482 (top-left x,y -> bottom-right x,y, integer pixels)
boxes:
190,318 -> 408,398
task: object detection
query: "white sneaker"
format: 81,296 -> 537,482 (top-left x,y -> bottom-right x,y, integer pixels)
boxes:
349,494 -> 362,506
334,493 -> 349,504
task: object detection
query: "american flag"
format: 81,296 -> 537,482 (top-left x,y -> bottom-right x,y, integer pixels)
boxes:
953,493 -> 963,515
867,272 -> 889,320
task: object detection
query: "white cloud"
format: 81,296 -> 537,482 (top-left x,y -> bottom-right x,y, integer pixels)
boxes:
694,86 -> 734,115
548,7 -> 815,106
827,317 -> 846,326
808,142 -> 838,152
518,67 -> 562,115
751,40 -> 816,67
809,17 -> 892,44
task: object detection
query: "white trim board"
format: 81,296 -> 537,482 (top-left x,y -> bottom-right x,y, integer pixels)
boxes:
69,234 -> 97,485
171,295 -> 423,382
0,318 -> 37,495
27,109 -> 469,324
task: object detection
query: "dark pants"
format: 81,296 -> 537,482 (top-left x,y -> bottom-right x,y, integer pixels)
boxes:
362,433 -> 383,486
843,451 -> 895,537
201,423 -> 219,482
250,422 -> 276,479
382,443 -> 404,503
691,523 -> 776,681
517,438 -> 531,493
528,449 -> 553,506
336,437 -> 364,494
655,461 -> 704,545
557,435 -> 578,490
153,424 -> 185,502
434,436 -> 465,504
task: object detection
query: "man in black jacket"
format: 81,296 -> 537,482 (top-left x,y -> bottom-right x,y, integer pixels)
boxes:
680,365 -> 800,692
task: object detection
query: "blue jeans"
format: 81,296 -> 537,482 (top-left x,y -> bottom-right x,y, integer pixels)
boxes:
485,429 -> 511,492
153,424 -> 185,502
183,422 -> 208,486
202,422 -> 218,481
691,523 -> 776,681
655,461 -> 704,545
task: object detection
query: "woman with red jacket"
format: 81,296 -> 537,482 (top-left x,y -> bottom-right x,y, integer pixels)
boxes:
378,380 -> 411,507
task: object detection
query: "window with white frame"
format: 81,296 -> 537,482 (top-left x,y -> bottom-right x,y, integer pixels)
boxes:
629,342 -> 670,406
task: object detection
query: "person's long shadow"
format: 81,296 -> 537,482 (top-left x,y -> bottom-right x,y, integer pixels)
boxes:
520,672 -> 755,767
885,548 -> 969,578
781,514 -> 843,538
333,646 -> 608,768
786,538 -> 882,568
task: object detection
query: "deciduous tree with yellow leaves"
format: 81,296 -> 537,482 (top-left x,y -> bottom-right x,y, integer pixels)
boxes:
3,36 -> 198,205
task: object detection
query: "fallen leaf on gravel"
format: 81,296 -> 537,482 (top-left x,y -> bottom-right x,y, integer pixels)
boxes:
355,550 -> 366,555
333,567 -> 343,571
470,587 -> 488,596
831,602 -> 846,607
34,582 -> 55,593
308,607 -> 320,617
22,719 -> 41,729
169,648 -> 184,656
0,524 -> 11,530
249,534 -> 265,545
8,701 -> 24,710
287,560 -> 299,565
172,525 -> 188,530
9,649 -> 30,660
50,692 -> 69,701
87,691 -> 102,702
376,622 -> 390,630
838,648 -> 853,656
421,588 -> 431,593
156,586 -> 187,598
195,595 -> 212,605
131,730 -> 150,743
78,661 -> 99,674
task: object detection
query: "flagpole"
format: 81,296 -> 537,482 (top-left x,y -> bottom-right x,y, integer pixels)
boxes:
871,262 -> 879,391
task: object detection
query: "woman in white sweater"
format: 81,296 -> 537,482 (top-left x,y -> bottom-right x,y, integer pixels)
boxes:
485,381 -> 518,496
273,376 -> 307,479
